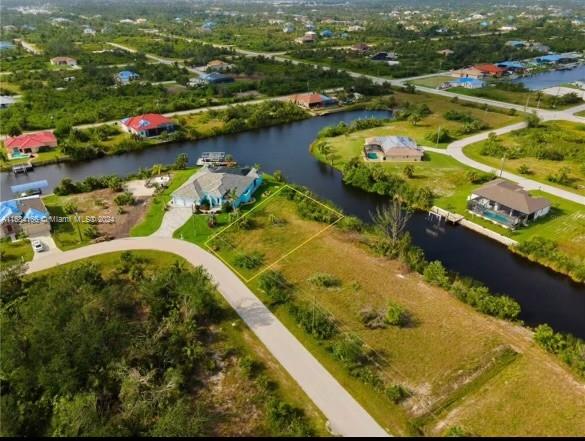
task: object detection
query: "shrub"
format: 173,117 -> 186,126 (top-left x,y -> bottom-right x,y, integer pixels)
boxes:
288,302 -> 338,340
423,260 -> 450,288
266,399 -> 313,437
308,272 -> 342,288
385,384 -> 409,403
329,335 -> 368,368
385,302 -> 409,327
234,251 -> 264,270
258,270 -> 292,304
534,324 -> 585,378
359,307 -> 387,329
114,192 -> 135,206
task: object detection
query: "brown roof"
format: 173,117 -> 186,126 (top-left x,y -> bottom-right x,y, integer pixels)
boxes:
472,179 -> 551,214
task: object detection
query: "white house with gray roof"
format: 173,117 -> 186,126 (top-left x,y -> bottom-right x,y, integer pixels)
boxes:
171,167 -> 262,211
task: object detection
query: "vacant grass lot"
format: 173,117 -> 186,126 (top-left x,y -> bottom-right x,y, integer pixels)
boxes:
207,186 -> 342,280
178,195 -> 585,436
410,75 -> 455,88
449,85 -> 579,110
464,121 -> 585,196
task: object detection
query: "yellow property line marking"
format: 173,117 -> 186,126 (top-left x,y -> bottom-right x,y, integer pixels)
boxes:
204,184 -> 344,283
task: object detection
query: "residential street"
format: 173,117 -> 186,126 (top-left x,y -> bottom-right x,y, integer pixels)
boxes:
26,236 -> 391,438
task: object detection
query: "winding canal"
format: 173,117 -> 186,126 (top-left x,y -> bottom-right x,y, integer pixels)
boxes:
2,110 -> 584,336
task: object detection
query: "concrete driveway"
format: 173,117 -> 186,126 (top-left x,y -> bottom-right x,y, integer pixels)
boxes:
29,233 -> 62,261
152,205 -> 195,237
26,236 -> 390,437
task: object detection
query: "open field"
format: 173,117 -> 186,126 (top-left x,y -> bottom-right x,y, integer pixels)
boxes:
177,191 -> 585,436
449,85 -> 581,110
410,75 -> 454,88
464,121 -> 585,196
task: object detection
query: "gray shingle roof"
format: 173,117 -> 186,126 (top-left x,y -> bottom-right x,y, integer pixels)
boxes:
472,179 -> 551,214
173,167 -> 258,202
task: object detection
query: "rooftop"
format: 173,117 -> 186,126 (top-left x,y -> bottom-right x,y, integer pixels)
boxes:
472,179 -> 551,215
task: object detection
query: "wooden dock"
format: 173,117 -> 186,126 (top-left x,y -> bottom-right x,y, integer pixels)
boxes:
12,162 -> 33,175
429,206 -> 464,224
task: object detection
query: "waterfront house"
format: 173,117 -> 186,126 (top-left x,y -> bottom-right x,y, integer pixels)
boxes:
496,61 -> 526,73
4,131 -> 57,158
533,53 -> 579,65
289,92 -> 338,110
363,136 -> 424,162
50,56 -> 77,67
467,179 -> 551,229
370,51 -> 398,62
115,70 -> 139,85
171,167 -> 262,211
0,196 -> 51,239
205,59 -> 234,72
120,113 -> 176,138
473,64 -> 506,78
449,77 -> 485,89
199,72 -> 235,84
451,67 -> 486,80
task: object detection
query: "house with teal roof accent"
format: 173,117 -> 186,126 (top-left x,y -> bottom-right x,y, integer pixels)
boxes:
0,196 -> 50,238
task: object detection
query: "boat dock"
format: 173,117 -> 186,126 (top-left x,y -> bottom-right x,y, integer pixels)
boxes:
12,162 -> 34,175
429,206 -> 464,224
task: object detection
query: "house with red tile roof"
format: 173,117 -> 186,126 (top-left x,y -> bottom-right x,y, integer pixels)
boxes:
289,92 -> 338,110
4,131 -> 58,157
473,63 -> 506,77
120,113 -> 176,138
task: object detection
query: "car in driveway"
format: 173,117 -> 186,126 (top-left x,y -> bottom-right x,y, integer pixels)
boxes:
31,239 -> 44,252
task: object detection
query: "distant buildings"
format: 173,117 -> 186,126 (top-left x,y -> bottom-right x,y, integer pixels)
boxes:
115,70 -> 139,85
50,56 -> 77,67
437,48 -> 454,56
289,92 -> 338,110
205,59 -> 234,72
0,95 -> 17,108
449,77 -> 485,89
451,67 -> 486,80
363,136 -> 424,162
283,23 -> 294,33
370,52 -> 398,64
120,113 -> 176,138
467,179 -> 551,229
296,31 -> 317,44
199,72 -> 234,84
351,43 -> 371,54
4,132 -> 57,157
320,29 -> 333,38
473,64 -> 506,78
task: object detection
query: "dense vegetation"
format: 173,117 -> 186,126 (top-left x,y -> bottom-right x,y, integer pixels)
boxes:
0,255 -> 315,436
534,324 -> 585,378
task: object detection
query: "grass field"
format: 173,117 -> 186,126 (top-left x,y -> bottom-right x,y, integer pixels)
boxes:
130,167 -> 200,236
464,121 -> 585,197
0,238 -> 33,268
449,86 -> 578,110
410,75 -> 455,88
176,193 -> 585,436
30,250 -> 329,436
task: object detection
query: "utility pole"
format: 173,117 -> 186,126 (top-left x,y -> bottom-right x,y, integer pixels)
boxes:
436,126 -> 441,146
499,154 -> 506,177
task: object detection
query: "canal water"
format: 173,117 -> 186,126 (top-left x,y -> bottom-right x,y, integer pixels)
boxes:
1,110 -> 583,336
513,64 -> 585,90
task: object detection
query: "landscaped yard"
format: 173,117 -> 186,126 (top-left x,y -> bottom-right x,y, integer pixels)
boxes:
464,121 -> 585,196
130,167 -> 200,236
0,238 -> 33,268
174,189 -> 585,436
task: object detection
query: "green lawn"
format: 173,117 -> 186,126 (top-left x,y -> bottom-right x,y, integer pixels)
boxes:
130,167 -> 200,236
42,195 -> 93,250
449,86 -> 578,110
410,75 -> 455,88
0,238 -> 33,268
464,121 -> 585,196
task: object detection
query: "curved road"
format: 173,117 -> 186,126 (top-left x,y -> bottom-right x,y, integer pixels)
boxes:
26,236 -> 390,438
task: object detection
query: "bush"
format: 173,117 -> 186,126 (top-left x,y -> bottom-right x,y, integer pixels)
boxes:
258,270 -> 292,304
234,251 -> 264,270
308,272 -> 342,288
533,324 -> 585,378
359,307 -> 387,329
385,384 -> 409,403
329,335 -> 368,368
385,302 -> 410,327
266,399 -> 313,437
288,302 -> 338,340
423,260 -> 450,288
114,192 -> 135,206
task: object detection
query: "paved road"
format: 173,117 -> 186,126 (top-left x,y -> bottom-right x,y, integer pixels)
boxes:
26,236 -> 390,438
446,122 -> 585,205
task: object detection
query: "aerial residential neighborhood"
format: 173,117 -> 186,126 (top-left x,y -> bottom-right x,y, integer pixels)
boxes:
0,0 -> 584,438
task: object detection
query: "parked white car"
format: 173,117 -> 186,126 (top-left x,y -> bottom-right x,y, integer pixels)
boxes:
31,239 -> 44,253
